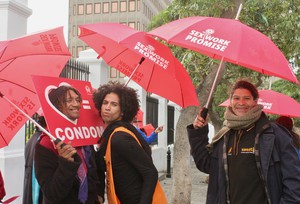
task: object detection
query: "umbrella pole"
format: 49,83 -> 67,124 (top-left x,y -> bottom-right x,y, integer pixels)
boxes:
201,57 -> 225,118
124,57 -> 145,87
0,92 -> 56,141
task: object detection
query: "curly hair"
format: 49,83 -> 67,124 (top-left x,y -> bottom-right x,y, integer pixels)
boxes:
48,86 -> 82,111
230,80 -> 259,100
93,81 -> 140,122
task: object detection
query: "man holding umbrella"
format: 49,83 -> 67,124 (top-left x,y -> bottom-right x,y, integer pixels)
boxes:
187,79 -> 300,204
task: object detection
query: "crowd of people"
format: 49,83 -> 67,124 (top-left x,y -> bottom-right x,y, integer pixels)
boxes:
21,82 -> 166,204
4,79 -> 298,204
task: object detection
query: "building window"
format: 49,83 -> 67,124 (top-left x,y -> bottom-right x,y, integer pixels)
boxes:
128,22 -> 135,29
78,4 -> 84,15
119,71 -> 125,78
120,1 -> 127,12
77,46 -> 83,58
73,5 -> 76,15
86,3 -> 92,14
77,27 -> 81,36
110,67 -> 117,78
111,2 -> 118,13
103,2 -> 109,13
72,25 -> 76,36
137,21 -> 140,30
95,3 -> 101,14
137,0 -> 140,11
129,0 -> 136,12
72,46 -> 75,57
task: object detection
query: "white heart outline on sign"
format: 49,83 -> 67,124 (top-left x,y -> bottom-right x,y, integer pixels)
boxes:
44,82 -> 78,125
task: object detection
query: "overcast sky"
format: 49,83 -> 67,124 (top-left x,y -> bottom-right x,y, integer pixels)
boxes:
27,0 -> 69,39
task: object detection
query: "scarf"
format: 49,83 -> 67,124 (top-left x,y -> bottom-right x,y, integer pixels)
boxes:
210,104 -> 263,145
77,146 -> 92,203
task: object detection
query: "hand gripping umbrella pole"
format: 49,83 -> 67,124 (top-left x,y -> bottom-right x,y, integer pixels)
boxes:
0,91 -> 63,145
200,4 -> 243,118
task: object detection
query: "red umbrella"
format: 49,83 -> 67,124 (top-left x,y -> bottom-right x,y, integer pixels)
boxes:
142,124 -> 155,136
78,23 -> 199,108
219,90 -> 300,118
133,108 -> 144,128
0,27 -> 71,148
148,16 -> 299,115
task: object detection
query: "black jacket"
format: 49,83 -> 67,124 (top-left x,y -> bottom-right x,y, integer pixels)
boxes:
34,135 -> 104,204
187,114 -> 300,204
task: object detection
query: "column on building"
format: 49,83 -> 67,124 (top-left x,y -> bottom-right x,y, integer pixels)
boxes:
77,49 -> 110,89
0,0 -> 32,201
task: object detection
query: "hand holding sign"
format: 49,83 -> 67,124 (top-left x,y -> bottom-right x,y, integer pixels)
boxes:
32,76 -> 104,147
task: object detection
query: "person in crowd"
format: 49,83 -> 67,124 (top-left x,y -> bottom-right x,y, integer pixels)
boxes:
133,118 -> 164,144
0,171 -> 5,203
275,116 -> 300,158
34,86 -> 104,204
187,79 -> 300,204
93,81 -> 167,204
23,116 -> 46,204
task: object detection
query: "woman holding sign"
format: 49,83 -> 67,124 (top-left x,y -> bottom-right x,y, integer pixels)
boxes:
34,86 -> 104,204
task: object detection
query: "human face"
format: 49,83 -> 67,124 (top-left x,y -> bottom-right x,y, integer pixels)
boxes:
101,93 -> 122,125
61,90 -> 81,121
230,88 -> 257,116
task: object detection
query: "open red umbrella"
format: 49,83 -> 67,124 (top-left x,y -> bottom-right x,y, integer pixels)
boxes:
78,23 -> 199,108
0,27 -> 71,148
142,124 -> 155,136
149,16 -> 299,115
219,89 -> 300,118
133,108 -> 144,128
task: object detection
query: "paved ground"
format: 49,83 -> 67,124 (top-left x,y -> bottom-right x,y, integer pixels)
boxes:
160,161 -> 208,203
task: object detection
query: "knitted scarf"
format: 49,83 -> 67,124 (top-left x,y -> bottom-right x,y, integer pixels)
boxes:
210,104 -> 263,145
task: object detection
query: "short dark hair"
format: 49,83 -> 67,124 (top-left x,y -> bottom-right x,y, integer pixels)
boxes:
48,86 -> 82,111
93,81 -> 140,122
230,80 -> 259,100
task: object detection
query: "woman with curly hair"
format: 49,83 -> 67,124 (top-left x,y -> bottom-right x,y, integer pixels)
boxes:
93,81 -> 167,204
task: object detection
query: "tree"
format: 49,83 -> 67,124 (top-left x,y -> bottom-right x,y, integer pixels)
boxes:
148,0 -> 300,203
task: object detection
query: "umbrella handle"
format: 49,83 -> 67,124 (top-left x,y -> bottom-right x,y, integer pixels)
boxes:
200,107 -> 208,119
124,57 -> 145,86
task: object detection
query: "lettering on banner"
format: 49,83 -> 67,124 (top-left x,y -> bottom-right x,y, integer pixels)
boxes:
185,29 -> 231,52
116,60 -> 144,83
2,97 -> 36,131
55,125 -> 104,141
258,99 -> 272,110
133,42 -> 170,69
36,33 -> 62,52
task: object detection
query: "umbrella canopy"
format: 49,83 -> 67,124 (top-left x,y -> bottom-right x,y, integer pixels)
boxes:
149,16 -> 299,84
142,124 -> 155,136
219,89 -> 300,118
0,27 -> 71,148
133,108 -> 144,128
79,23 -> 199,108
